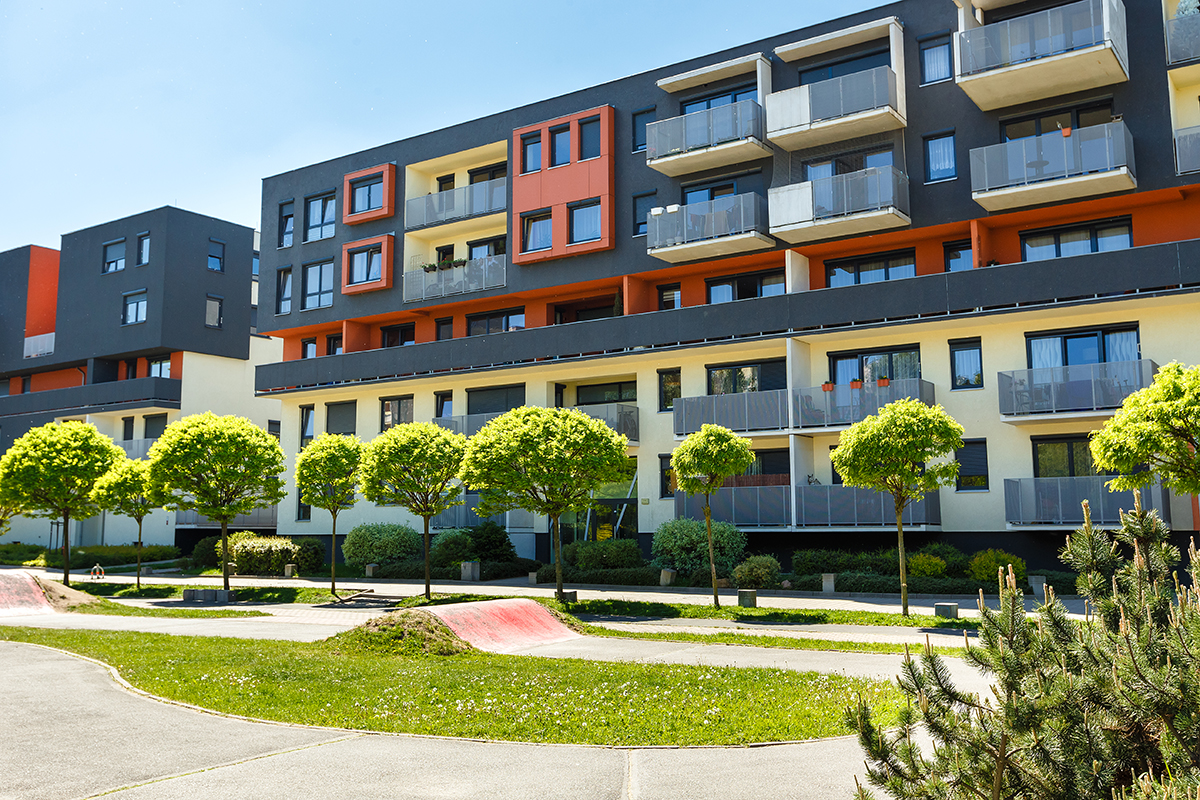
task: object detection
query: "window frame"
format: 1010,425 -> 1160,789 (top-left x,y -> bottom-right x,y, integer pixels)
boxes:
207,239 -> 225,272
827,345 -> 922,383
658,368 -> 681,412
550,125 -> 571,167
1023,323 -> 1140,369
148,358 -> 170,379
275,267 -> 292,315
706,269 -> 785,304
301,260 -> 334,310
633,192 -> 655,237
304,192 -> 337,242
381,323 -> 415,348
956,439 -> 989,491
1019,217 -> 1132,262
435,391 -> 453,419
204,294 -> 223,329
435,317 -> 453,341
918,34 -> 952,85
950,338 -> 984,390
576,380 -> 636,406
632,107 -> 655,153
522,210 -> 553,253
521,133 -> 542,174
278,201 -> 294,248
301,338 -> 317,359
380,395 -> 414,431
944,240 -> 972,273
924,131 -> 957,183
136,233 -> 150,266
346,243 -> 383,286
103,239 -> 126,273
578,116 -> 601,161
826,249 -> 917,288
659,454 -> 675,498
658,283 -> 681,311
326,334 -> 343,356
122,290 -> 147,326
568,199 -> 602,245
465,307 -> 525,337
350,174 -> 384,215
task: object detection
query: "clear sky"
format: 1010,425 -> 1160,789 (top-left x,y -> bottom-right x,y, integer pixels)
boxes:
0,0 -> 881,254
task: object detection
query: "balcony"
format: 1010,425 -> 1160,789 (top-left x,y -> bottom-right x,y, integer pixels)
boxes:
1177,126 -> 1200,174
0,377 -> 182,418
796,485 -> 940,528
432,412 -> 502,438
403,254 -> 506,303
176,505 -> 278,529
1167,14 -> 1200,65
969,121 -> 1135,211
766,66 -> 904,151
956,0 -> 1129,111
646,193 -> 773,263
404,177 -> 507,231
673,389 -> 790,436
1003,477 -> 1169,527
996,360 -> 1156,421
118,438 -> 157,460
645,100 -> 772,177
675,482 -> 792,528
575,402 -> 639,444
796,379 -> 935,431
768,166 -> 910,244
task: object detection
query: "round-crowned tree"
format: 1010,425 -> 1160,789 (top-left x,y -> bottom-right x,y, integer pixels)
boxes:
294,432 -> 365,597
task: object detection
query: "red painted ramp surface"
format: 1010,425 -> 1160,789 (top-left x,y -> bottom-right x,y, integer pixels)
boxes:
427,598 -> 581,654
0,571 -> 53,617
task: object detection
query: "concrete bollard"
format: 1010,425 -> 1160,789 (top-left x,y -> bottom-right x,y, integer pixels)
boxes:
182,589 -> 196,601
935,602 -> 959,619
199,589 -> 215,602
284,564 -> 296,578
660,569 -> 677,587
822,573 -> 837,593
461,561 -> 480,581
365,563 -> 378,578
738,589 -> 757,608
1028,575 -> 1046,599
559,590 -> 578,603
528,571 -> 539,585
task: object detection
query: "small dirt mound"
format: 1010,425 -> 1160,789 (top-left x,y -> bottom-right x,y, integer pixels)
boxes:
328,609 -> 475,656
35,578 -> 101,612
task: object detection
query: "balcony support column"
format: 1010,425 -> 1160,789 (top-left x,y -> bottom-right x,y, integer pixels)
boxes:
785,250 -> 809,293
790,434 -> 813,526
755,55 -> 772,101
786,338 -> 810,428
888,20 -> 907,120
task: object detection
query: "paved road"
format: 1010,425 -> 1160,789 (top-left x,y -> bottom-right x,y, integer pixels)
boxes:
2,641 -> 887,800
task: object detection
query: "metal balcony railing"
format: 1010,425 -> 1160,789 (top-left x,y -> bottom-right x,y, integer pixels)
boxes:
175,506 -> 278,528
646,99 -> 764,160
118,438 -> 157,460
403,254 -> 506,302
1168,13 -> 1200,64
808,65 -> 899,123
23,332 -> 54,359
576,402 -> 639,443
647,192 -> 767,250
969,120 -> 1134,194
795,379 -> 935,429
405,177 -> 507,229
1176,126 -> 1200,174
673,389 -> 789,436
811,166 -> 909,221
1004,477 -> 1169,526
957,0 -> 1126,77
796,485 -> 941,527
675,485 -> 792,528
431,412 -> 503,438
996,360 -> 1155,416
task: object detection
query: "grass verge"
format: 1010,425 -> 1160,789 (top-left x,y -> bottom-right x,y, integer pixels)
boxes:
70,583 -> 342,605
71,598 -> 267,619
578,624 -> 966,657
0,627 -> 904,746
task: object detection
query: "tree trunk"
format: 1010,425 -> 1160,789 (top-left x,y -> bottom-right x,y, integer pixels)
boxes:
136,517 -> 143,591
62,511 -> 71,587
704,499 -> 719,609
330,512 -> 338,599
423,515 -> 431,601
553,514 -> 565,602
895,495 -> 908,617
221,520 -> 230,593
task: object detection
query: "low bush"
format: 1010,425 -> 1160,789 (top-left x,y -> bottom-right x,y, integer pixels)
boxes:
575,539 -> 643,571
341,523 -> 421,567
733,555 -> 781,589
466,521 -> 517,563
231,536 -> 299,576
294,537 -> 325,573
916,542 -> 969,576
44,544 -> 180,568
1038,569 -> 1080,595
807,571 -> 999,595
0,542 -> 51,566
907,552 -> 946,578
191,535 -> 221,567
535,564 -> 660,586
429,530 -> 476,568
967,548 -> 1027,586
790,548 -> 899,576
560,541 -> 583,568
652,518 -> 746,576
373,557 -> 542,582
481,558 -> 541,581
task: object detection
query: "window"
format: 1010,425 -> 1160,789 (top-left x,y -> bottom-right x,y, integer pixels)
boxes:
136,234 -> 150,266
20,375 -> 29,394
436,318 -> 453,341
279,202 -> 294,247
297,499 -> 311,521
1021,219 -> 1131,262
250,305 -> 258,332
569,200 -> 601,244
944,241 -> 972,273
326,401 -> 356,435
950,339 -> 983,389
1033,435 -> 1103,478
207,240 -> 225,272
956,440 -> 989,491
305,193 -> 336,241
1026,325 -> 1139,369
829,347 -> 920,383
467,384 -> 526,415
633,192 -> 655,237
276,268 -> 292,314
302,261 -> 334,309
827,251 -> 915,288
122,291 -> 147,325
435,391 -> 453,418
681,85 -> 756,114
577,381 -> 635,405
144,414 -> 167,439
351,175 -> 383,214
467,236 -> 506,259
919,36 -> 951,84
252,253 -> 259,276
550,125 -> 571,167
148,358 -> 170,379
103,241 -> 125,273
205,295 -> 223,328
925,133 -> 956,181
708,359 -> 786,395
267,420 -> 281,440
660,455 -> 676,498
658,283 -> 680,310
707,270 -> 785,304
804,147 -> 893,183
632,108 -> 654,152
659,369 -> 681,412
300,405 -> 315,447
381,324 -> 415,348
521,133 -> 542,173
301,338 -> 317,359
800,51 -> 888,85
326,334 -> 343,356
522,211 -> 552,252
1003,102 -> 1113,142
122,417 -> 135,441
579,117 -> 601,160
466,308 -> 525,336
380,396 -> 414,430
348,245 -> 382,285
123,358 -> 138,379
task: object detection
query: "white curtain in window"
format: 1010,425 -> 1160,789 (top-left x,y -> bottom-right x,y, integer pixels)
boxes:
1104,330 -> 1138,363
1030,337 -> 1063,369
923,43 -> 951,82
926,136 -> 955,179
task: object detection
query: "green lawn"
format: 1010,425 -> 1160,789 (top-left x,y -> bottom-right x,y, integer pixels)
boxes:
0,627 -> 904,746
70,582 -> 343,605
72,598 -> 267,619
579,623 -> 966,656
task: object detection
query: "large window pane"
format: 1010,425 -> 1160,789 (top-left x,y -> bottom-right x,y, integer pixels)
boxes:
1097,224 -> 1132,252
1024,233 -> 1057,261
1058,228 -> 1091,258
1105,330 -> 1138,362
859,260 -> 886,283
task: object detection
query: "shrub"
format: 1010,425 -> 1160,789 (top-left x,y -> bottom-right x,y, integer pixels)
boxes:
480,558 -> 541,581
790,548 -> 900,576
294,537 -> 325,573
967,548 -> 1027,586
733,555 -> 781,589
0,542 -> 47,566
467,521 -> 517,562
374,559 -> 456,581
46,544 -> 180,568
341,523 -> 421,567
429,530 -> 476,568
651,518 -> 746,576
907,552 -> 947,578
231,536 -> 298,575
576,538 -> 643,571
1040,569 -> 1080,595
916,541 -> 969,576
560,541 -> 583,567
535,564 -> 659,586
191,535 -> 221,567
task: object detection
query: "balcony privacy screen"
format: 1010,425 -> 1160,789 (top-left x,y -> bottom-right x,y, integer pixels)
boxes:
811,166 -> 910,220
1003,478 -> 1169,526
808,65 -> 898,123
996,360 -> 1155,415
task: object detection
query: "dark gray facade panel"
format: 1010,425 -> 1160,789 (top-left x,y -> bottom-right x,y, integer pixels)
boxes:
0,246 -> 33,370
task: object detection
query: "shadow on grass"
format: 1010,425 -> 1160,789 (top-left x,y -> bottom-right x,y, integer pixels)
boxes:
73,583 -> 179,599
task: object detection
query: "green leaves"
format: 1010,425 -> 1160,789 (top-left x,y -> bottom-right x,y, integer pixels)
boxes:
670,424 -> 754,498
359,422 -> 466,520
91,457 -> 163,523
294,433 -> 365,515
0,420 -> 125,521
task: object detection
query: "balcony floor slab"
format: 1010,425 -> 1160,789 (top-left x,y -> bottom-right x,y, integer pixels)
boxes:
1000,409 -> 1117,425
767,107 -> 905,151
648,230 -> 775,263
972,167 -> 1136,212
646,138 -> 773,177
770,207 -> 910,245
956,43 -> 1129,111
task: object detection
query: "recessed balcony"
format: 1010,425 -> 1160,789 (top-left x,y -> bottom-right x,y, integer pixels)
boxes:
673,389 -> 790,436
646,193 -> 773,263
956,0 -> 1129,111
1003,477 -> 1169,527
768,165 -> 910,244
1176,126 -> 1200,174
969,121 -> 1135,211
1167,13 -> 1200,65
765,66 -> 905,151
118,438 -> 158,460
176,506 -> 278,529
676,482 -> 792,528
403,254 -> 506,303
645,100 -> 772,177
996,359 -> 1155,422
795,378 -> 934,431
575,402 -> 640,444
404,177 -> 506,232
795,485 -> 940,529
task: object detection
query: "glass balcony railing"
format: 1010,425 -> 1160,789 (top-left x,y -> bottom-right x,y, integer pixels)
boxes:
646,99 -> 764,160
405,177 -> 506,229
431,412 -> 502,438
1168,13 -> 1200,64
675,484 -> 792,528
1003,477 -> 1169,526
794,379 -> 935,429
176,506 -> 278,528
957,0 -> 1126,77
811,166 -> 909,221
118,438 -> 157,460
1177,126 -> 1200,174
646,192 -> 767,250
969,120 -> 1134,194
672,389 -> 790,436
808,65 -> 899,123
575,402 -> 639,443
403,254 -> 506,303
796,485 -> 940,527
996,360 -> 1155,416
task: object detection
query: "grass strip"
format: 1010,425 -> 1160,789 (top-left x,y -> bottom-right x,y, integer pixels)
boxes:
71,598 -> 267,619
578,624 -> 966,657
0,626 -> 903,746
70,583 -> 341,605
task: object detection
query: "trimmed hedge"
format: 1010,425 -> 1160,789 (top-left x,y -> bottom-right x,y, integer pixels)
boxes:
575,539 -> 643,571
652,518 -> 745,576
342,523 -> 421,567
536,564 -> 660,586
733,555 -> 781,589
43,544 -> 180,568
231,536 -> 300,576
294,537 -> 325,573
0,543 -> 46,566
792,571 -> 996,595
374,557 -> 541,582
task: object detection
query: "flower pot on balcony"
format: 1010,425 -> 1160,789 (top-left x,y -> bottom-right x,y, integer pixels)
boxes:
876,377 -> 890,387
422,264 -> 438,273
850,380 -> 863,389
821,382 -> 834,392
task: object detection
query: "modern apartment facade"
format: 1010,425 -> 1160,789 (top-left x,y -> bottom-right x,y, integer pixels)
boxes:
254,0 -> 1200,567
0,207 -> 281,550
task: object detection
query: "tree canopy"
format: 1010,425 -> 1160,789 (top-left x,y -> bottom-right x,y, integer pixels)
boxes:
294,432 -> 365,596
0,421 -> 125,585
92,457 -> 163,589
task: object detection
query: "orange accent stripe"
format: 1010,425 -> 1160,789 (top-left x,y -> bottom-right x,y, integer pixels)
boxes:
24,246 -> 59,337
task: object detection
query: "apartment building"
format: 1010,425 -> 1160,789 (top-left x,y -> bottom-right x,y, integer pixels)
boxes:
254,0 -> 1200,567
0,207 -> 281,550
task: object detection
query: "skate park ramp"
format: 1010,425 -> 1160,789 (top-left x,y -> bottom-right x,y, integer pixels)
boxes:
0,571 -> 54,617
426,598 -> 581,654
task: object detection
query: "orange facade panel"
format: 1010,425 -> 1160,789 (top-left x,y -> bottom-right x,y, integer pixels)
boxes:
340,234 -> 394,295
24,246 -> 60,338
342,163 -> 396,225
30,368 -> 85,392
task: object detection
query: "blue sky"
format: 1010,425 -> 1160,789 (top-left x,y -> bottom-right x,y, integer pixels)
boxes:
0,0 -> 879,254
